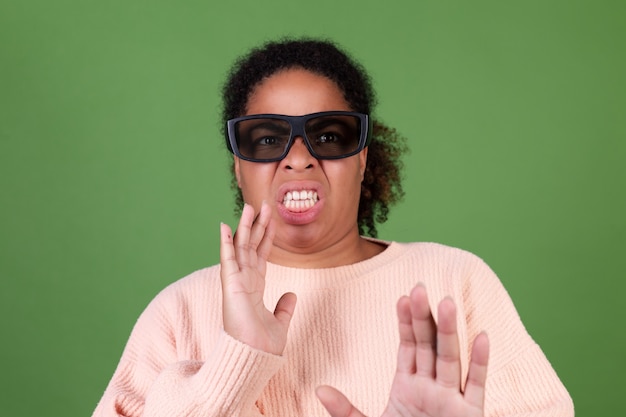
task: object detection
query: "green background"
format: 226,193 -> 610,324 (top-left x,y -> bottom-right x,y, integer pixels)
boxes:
1,0 -> 624,415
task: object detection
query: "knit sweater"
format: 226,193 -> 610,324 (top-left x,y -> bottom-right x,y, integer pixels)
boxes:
92,241 -> 574,417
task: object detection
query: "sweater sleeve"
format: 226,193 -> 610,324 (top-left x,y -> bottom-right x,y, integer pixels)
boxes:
91,284 -> 285,417
462,254 -> 574,417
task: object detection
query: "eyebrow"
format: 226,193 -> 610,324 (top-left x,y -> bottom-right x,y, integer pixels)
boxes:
306,117 -> 355,131
240,120 -> 291,135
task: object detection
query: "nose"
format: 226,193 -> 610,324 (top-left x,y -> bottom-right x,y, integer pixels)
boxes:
281,136 -> 317,171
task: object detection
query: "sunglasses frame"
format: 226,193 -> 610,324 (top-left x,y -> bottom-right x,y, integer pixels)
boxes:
226,111 -> 372,162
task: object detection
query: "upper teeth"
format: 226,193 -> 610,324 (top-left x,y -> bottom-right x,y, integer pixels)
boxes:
283,190 -> 318,210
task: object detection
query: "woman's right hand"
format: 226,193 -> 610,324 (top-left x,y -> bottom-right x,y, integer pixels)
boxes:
219,202 -> 297,355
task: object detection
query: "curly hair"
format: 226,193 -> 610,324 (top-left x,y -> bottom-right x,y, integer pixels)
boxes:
220,37 -> 407,237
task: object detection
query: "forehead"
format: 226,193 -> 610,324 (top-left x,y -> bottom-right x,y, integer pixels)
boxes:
245,68 -> 351,116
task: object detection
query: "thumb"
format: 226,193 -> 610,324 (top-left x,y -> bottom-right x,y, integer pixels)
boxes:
274,292 -> 297,328
316,385 -> 366,417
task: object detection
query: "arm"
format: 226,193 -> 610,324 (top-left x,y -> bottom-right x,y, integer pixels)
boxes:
315,249 -> 574,417
92,203 -> 296,417
463,258 -> 574,417
91,297 -> 286,417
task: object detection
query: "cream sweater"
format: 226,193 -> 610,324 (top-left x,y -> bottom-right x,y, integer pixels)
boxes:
92,241 -> 574,416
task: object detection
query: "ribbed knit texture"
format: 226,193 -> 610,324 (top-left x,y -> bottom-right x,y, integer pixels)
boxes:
92,241 -> 574,416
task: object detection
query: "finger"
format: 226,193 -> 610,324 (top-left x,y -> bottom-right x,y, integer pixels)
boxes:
409,284 -> 437,377
396,295 -> 417,373
233,203 -> 256,268
464,332 -> 490,408
274,292 -> 297,330
435,297 -> 462,389
316,385 -> 366,417
219,222 -> 239,277
256,207 -> 276,264
248,201 -> 273,256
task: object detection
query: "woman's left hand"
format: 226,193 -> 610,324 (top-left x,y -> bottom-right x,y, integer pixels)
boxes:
316,284 -> 490,417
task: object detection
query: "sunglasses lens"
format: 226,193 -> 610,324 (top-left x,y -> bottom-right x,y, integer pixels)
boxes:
305,115 -> 362,158
234,118 -> 292,160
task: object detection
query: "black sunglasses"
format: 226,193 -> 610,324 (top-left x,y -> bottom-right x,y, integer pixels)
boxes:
226,111 -> 371,162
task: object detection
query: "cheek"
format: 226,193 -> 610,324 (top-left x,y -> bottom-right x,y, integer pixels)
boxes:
238,163 -> 276,196
324,159 -> 364,195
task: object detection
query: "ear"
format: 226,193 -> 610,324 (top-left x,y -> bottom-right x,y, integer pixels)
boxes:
234,156 -> 242,188
358,147 -> 368,180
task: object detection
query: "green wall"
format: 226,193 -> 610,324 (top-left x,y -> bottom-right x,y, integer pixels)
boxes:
1,0 -> 624,415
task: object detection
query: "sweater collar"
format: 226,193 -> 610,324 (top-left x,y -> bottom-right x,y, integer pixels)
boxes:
264,240 -> 406,290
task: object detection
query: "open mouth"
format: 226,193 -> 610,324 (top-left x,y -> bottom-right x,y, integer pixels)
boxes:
282,189 -> 319,212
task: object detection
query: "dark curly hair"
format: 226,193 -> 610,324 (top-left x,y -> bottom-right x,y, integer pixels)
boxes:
220,37 -> 407,237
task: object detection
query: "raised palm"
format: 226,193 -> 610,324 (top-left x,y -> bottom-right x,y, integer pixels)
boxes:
317,285 -> 489,417
219,202 -> 296,355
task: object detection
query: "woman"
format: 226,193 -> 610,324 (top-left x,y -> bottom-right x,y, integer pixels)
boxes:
93,38 -> 574,417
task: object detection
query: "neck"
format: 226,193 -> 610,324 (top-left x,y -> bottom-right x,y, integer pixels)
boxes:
268,229 -> 386,268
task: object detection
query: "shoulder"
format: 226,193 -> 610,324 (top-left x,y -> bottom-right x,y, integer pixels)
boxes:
168,264 -> 222,291
386,240 -> 492,271
371,240 -> 501,295
141,264 -> 222,314
122,264 -> 224,345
